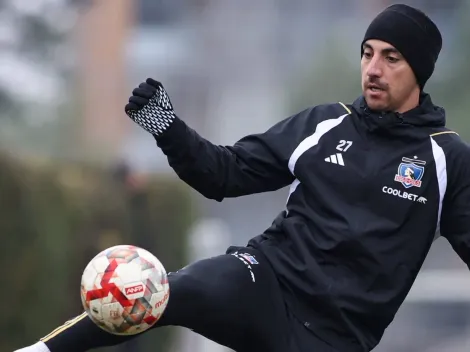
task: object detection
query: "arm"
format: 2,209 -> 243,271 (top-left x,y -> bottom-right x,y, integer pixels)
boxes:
154,116 -> 296,201
439,141 -> 470,267
125,78 -> 312,201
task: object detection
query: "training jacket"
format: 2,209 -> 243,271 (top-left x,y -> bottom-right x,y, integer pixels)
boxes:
154,93 -> 470,351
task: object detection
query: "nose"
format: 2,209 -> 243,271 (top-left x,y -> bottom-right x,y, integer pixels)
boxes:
366,57 -> 383,79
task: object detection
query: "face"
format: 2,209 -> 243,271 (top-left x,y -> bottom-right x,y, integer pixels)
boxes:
361,39 -> 420,113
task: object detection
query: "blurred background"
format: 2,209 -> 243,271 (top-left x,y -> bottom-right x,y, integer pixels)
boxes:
1,0 -> 470,351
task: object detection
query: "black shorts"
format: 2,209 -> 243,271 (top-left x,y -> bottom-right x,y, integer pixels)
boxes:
155,246 -> 337,352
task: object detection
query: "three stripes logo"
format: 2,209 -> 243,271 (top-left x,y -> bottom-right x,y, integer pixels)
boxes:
325,153 -> 345,166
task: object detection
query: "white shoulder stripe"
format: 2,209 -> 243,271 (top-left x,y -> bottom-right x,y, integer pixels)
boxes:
288,113 -> 349,175
430,136 -> 447,239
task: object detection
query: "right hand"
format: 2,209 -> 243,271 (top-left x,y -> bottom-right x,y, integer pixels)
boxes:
124,78 -> 176,136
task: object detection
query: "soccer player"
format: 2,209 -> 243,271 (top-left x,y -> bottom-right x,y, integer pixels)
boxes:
16,4 -> 470,352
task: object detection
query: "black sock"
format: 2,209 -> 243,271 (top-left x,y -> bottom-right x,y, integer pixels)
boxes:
41,312 -> 144,352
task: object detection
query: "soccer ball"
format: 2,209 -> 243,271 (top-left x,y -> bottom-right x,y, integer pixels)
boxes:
80,245 -> 170,335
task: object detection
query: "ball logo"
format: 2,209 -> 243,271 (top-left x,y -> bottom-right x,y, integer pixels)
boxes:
110,309 -> 120,320
125,284 -> 144,295
155,292 -> 169,309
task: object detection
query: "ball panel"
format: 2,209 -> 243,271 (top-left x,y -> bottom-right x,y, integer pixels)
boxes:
81,265 -> 98,290
115,262 -> 143,284
92,272 -> 104,290
101,302 -> 125,326
107,246 -> 139,263
91,255 -> 111,273
137,248 -> 165,268
88,299 -> 103,321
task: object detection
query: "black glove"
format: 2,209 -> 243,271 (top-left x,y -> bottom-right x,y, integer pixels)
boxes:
124,78 -> 176,136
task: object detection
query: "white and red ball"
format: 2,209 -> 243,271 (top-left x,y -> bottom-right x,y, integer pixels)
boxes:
80,245 -> 170,335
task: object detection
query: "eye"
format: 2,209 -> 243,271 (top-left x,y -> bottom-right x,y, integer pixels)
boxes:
363,51 -> 372,59
387,56 -> 399,63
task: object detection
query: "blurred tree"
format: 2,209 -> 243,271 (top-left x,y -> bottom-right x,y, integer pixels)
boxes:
0,0 -> 89,158
287,35 -> 361,114
0,0 -> 81,115
0,154 -> 194,352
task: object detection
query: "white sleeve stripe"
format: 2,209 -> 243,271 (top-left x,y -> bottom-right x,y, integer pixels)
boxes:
430,136 -> 448,238
286,179 -> 301,209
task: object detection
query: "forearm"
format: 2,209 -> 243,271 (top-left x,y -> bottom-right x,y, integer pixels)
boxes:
155,117 -> 251,201
155,116 -> 294,200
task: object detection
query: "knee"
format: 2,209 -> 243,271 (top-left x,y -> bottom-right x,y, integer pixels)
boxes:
167,267 -> 214,304
156,268 -> 215,327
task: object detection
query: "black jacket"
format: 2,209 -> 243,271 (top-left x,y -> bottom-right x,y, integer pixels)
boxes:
155,93 -> 470,351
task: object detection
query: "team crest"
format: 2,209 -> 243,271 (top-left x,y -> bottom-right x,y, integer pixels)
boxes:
394,157 -> 426,188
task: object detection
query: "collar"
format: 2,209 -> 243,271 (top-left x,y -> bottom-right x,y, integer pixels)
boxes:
351,93 -> 446,131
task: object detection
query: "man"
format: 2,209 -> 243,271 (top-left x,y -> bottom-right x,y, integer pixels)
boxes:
16,4 -> 470,352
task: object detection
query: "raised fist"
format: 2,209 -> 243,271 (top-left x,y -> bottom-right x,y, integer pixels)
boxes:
125,78 -> 176,136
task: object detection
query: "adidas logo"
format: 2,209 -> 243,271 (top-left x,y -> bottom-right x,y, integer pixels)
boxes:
325,153 -> 345,166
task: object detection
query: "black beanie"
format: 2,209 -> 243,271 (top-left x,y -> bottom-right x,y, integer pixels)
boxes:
361,4 -> 442,89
